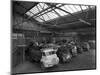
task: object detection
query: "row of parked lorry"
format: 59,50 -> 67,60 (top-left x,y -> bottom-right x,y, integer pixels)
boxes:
25,40 -> 90,70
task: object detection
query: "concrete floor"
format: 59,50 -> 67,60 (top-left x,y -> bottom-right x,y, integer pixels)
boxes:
12,49 -> 96,74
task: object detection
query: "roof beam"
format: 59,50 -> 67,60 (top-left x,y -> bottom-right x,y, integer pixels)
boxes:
15,2 -> 37,15
31,6 -> 53,18
38,3 -> 57,25
85,6 -> 91,19
46,3 -> 63,25
36,5 -> 46,22
15,2 -> 46,22
54,6 -> 91,25
34,4 -> 65,18
67,5 -> 75,12
24,3 -> 38,14
54,18 -> 95,26
73,5 -> 79,11
47,4 -> 62,17
80,5 -> 84,14
79,5 -> 86,18
38,3 -> 51,21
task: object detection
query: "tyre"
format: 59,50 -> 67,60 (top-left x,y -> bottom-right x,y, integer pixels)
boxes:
62,53 -> 72,63
77,47 -> 83,53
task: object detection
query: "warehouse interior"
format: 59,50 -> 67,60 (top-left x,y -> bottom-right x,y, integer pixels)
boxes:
11,1 -> 96,74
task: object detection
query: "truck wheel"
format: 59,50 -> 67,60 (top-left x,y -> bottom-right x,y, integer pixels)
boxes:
77,47 -> 83,54
62,54 -> 72,63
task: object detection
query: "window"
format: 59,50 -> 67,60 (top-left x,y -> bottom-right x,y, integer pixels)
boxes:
12,33 -> 24,39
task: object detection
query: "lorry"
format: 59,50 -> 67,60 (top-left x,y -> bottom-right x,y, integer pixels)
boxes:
40,47 -> 59,69
57,45 -> 72,63
25,43 -> 59,69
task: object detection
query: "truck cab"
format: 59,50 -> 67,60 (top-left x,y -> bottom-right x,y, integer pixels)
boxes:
40,47 -> 59,68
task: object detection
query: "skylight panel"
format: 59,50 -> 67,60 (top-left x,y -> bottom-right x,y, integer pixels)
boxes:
55,9 -> 67,16
46,11 -> 59,20
26,3 -> 48,17
25,3 -> 94,23
75,6 -> 81,11
26,12 -> 33,17
39,3 -> 48,9
38,16 -> 44,20
63,5 -> 74,13
37,4 -> 43,11
36,10 -> 59,22
68,5 -> 78,12
74,5 -> 81,11
30,6 -> 39,14
45,12 -> 53,20
35,17 -> 44,22
81,6 -> 87,10
61,5 -> 88,14
35,8 -> 52,18
41,14 -> 50,21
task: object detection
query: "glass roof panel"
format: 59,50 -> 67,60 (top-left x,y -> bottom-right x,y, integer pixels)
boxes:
36,4 -> 42,11
30,6 -> 39,14
26,12 -> 33,17
39,3 -> 48,9
34,8 -> 50,18
41,14 -> 50,21
81,6 -> 87,10
74,5 -> 81,11
68,5 -> 78,12
55,9 -> 67,16
25,3 -> 92,23
27,3 -> 48,15
63,5 -> 74,13
46,11 -> 59,19
35,17 -> 44,22
38,16 -> 44,20
36,10 -> 60,22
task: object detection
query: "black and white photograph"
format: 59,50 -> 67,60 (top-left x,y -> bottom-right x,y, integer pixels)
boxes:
11,0 -> 96,74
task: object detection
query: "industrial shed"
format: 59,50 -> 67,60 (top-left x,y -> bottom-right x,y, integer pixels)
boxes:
11,1 -> 96,74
